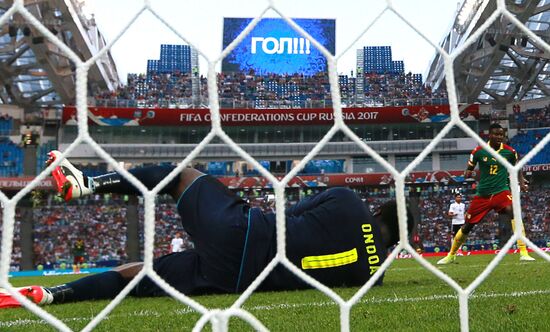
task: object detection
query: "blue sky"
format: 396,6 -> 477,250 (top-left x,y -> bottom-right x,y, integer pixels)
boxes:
83,0 -> 461,82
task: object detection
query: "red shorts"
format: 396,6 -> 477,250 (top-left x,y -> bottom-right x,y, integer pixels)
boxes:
73,256 -> 85,265
465,190 -> 512,224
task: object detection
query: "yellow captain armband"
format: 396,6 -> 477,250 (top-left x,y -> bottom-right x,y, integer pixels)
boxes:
301,248 -> 358,270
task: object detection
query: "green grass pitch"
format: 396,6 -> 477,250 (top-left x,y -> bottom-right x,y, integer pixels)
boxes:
2,254 -> 550,331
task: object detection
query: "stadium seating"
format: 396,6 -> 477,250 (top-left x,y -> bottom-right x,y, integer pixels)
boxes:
207,161 -> 234,176
93,71 -> 448,109
302,159 -> 345,174
510,128 -> 550,164
508,103 -> 550,164
511,104 -> 550,129
0,114 -> 13,136
0,139 -> 23,177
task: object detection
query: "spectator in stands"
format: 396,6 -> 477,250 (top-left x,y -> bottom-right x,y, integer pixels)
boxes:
169,232 -> 185,253
72,238 -> 85,272
92,71 -> 447,109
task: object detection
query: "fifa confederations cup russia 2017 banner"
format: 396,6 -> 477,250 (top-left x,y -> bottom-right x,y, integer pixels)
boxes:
62,105 -> 479,127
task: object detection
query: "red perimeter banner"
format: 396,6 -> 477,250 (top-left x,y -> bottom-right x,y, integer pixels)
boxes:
0,171 -> 465,190
217,170 -> 468,189
522,163 -> 550,172
2,164 -> 546,190
62,104 -> 479,126
0,178 -> 54,190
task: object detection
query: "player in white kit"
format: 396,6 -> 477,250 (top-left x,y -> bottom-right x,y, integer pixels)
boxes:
448,193 -> 465,239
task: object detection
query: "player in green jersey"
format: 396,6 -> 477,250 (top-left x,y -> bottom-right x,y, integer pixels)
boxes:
438,123 -> 535,264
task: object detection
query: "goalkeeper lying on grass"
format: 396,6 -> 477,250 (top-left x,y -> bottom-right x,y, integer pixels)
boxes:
1,151 -> 413,308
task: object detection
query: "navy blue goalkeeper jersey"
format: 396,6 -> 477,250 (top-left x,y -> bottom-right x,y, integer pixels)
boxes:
242,188 -> 387,291
132,175 -> 387,296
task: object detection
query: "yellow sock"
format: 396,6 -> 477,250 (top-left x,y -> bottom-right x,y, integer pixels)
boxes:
450,228 -> 467,255
511,219 -> 529,255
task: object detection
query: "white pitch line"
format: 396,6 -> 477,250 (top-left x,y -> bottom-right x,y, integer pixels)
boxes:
390,260 -> 550,272
2,289 -> 550,328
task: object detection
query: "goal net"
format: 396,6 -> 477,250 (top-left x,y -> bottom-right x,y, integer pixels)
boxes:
1,0 -> 549,331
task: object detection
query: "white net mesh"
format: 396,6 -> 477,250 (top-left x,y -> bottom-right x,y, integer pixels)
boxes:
0,0 -> 549,331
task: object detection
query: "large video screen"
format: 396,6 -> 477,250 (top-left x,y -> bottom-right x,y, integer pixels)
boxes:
222,17 -> 336,75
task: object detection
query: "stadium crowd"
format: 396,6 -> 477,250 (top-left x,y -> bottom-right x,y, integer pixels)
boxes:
0,137 -> 23,177
509,103 -> 550,165
362,72 -> 447,106
92,71 -> 447,109
510,128 -> 550,165
2,185 -> 548,271
138,202 -> 194,259
32,199 -> 130,269
94,72 -> 197,108
511,103 -> 550,129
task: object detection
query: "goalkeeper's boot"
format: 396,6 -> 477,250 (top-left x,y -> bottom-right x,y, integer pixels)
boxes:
519,252 -> 536,262
0,286 -> 53,308
436,254 -> 456,265
47,150 -> 92,201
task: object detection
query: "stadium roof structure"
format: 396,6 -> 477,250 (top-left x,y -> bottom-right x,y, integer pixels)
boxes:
426,0 -> 550,108
0,0 -> 119,108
